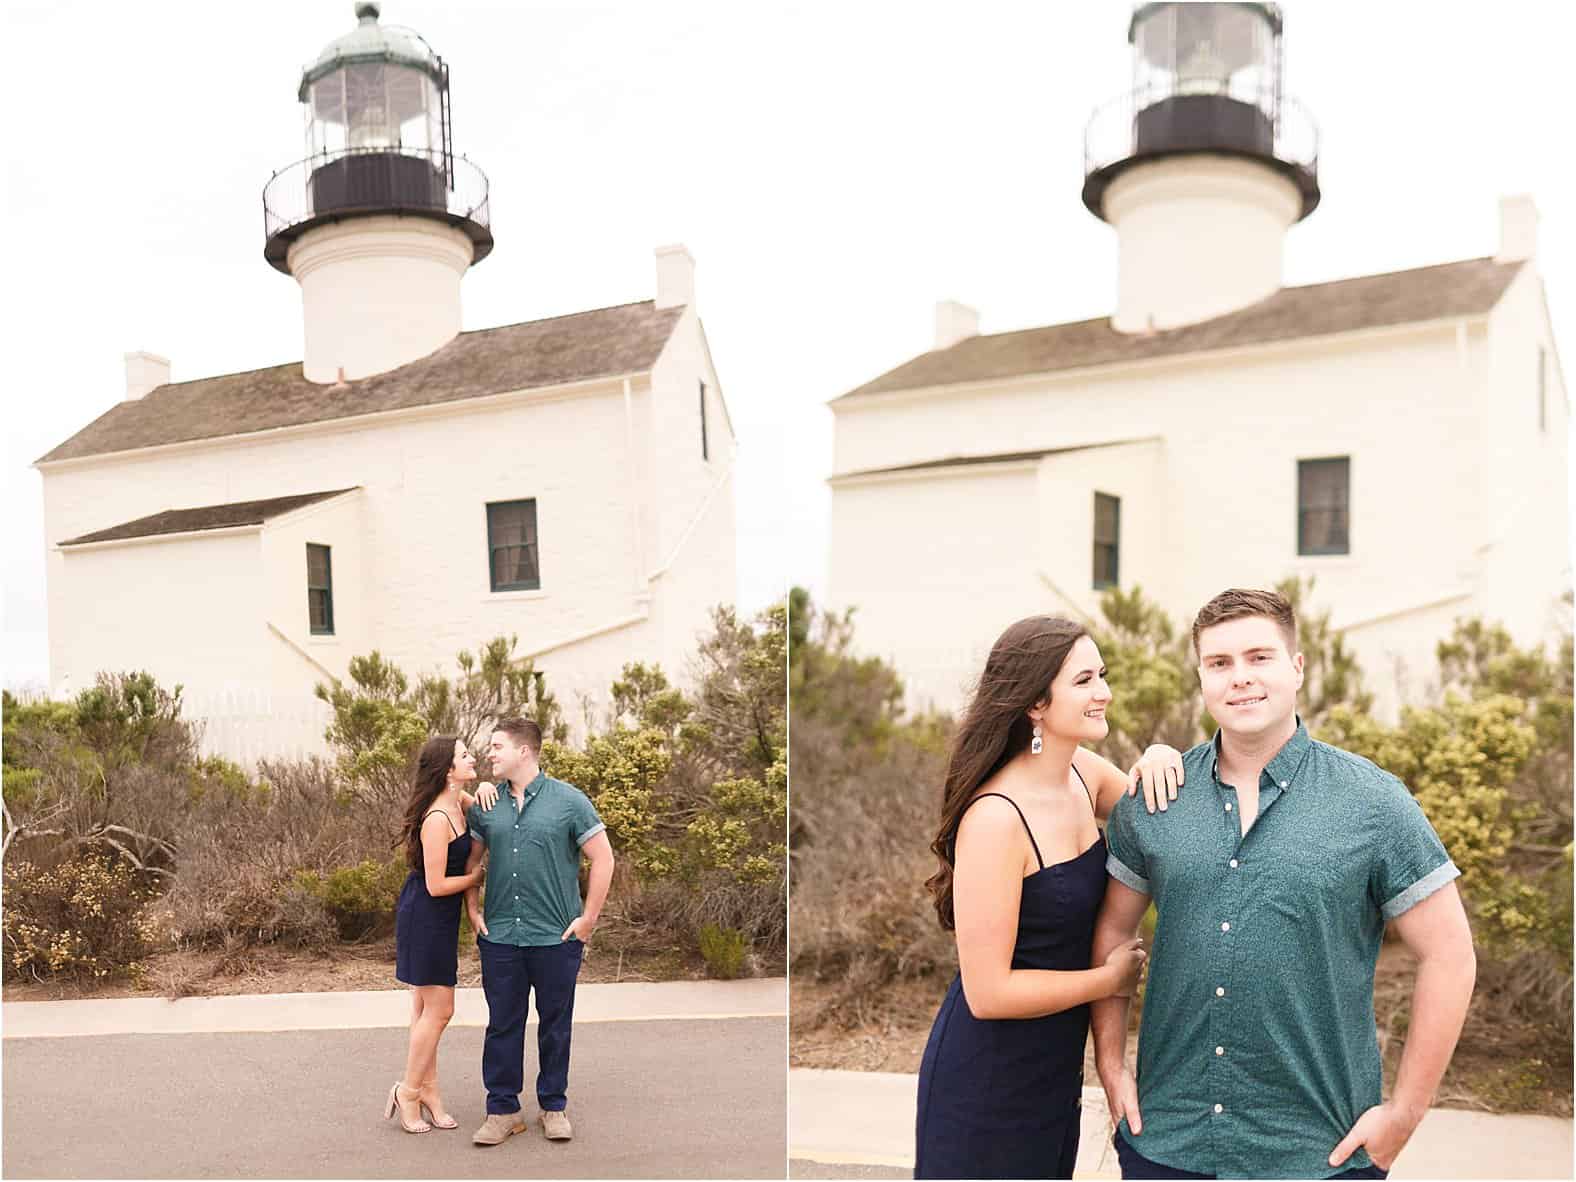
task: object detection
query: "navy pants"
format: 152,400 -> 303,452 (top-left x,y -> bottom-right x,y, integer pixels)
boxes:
478,936 -> 583,1114
1114,1131 -> 1390,1180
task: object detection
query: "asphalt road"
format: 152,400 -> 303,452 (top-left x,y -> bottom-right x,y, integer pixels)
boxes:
2,1017 -> 785,1178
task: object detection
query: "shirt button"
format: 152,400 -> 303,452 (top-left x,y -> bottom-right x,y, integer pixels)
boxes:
1214,1103 -> 1224,1114
1229,859 -> 1239,869
1215,1046 -> 1224,1056
1216,987 -> 1226,997
1279,780 -> 1288,788
1225,803 -> 1233,812
1221,922 -> 1231,932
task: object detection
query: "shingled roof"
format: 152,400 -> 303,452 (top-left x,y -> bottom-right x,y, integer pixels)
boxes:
836,257 -> 1525,402
39,301 -> 685,464
831,438 -> 1158,482
59,489 -> 359,546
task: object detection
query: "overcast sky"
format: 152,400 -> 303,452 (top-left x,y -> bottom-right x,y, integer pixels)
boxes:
4,0 -> 1573,691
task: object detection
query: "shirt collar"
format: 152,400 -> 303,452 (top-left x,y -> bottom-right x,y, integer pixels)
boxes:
1209,715 -> 1312,789
501,769 -> 547,799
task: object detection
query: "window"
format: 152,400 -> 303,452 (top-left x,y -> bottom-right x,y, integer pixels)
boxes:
306,544 -> 334,635
1092,492 -> 1120,589
699,380 -> 710,461
1297,458 -> 1350,556
1538,347 -> 1547,433
487,499 -> 540,591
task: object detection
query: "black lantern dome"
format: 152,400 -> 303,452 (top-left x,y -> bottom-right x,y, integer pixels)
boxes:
1082,2 -> 1319,221
263,3 -> 493,272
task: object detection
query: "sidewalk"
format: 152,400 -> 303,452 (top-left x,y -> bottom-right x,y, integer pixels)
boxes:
2,977 -> 786,1039
789,1068 -> 1574,1179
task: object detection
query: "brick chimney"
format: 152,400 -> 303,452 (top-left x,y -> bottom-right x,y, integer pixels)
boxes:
935,300 -> 979,350
124,352 -> 171,401
1495,195 -> 1538,263
655,244 -> 695,310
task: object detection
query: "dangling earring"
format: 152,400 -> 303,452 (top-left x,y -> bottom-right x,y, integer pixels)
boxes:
1030,724 -> 1043,756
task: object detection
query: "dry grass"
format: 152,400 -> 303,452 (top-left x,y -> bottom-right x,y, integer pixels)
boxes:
789,714 -> 952,1029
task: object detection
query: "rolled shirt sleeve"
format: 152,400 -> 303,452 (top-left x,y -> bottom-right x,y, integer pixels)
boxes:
571,790 -> 606,848
1104,794 -> 1152,895
1369,776 -> 1461,920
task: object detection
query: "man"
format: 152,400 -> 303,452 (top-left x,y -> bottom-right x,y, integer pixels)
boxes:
464,716 -> 615,1147
1091,589 -> 1476,1180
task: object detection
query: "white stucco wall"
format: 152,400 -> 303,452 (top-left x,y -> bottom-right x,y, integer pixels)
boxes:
1105,156 -> 1301,332
829,462 -> 1048,712
40,313 -> 738,756
646,305 -> 741,682
828,291 -> 1569,720
288,217 -> 473,383
51,529 -> 269,707
1035,438 -> 1168,622
1474,266 -> 1572,641
258,491 -> 368,699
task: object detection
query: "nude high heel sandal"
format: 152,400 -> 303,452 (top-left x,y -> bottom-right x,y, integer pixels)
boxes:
384,1081 -> 432,1133
419,1077 -> 458,1129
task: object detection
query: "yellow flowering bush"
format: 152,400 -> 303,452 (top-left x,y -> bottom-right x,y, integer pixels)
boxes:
2,856 -> 159,981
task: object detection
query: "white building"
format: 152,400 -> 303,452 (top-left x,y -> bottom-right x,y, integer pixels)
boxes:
827,2 -> 1568,718
36,6 -> 736,759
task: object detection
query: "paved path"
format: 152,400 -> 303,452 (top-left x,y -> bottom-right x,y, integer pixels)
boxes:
789,1067 -> 1574,1180
2,980 -> 785,1179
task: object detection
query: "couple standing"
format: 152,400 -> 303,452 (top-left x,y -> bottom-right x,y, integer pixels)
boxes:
386,717 -> 615,1146
914,589 -> 1476,1180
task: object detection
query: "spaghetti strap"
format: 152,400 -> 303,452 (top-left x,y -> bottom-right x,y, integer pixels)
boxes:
421,809 -> 461,839
963,792 -> 1045,871
1071,764 -> 1096,814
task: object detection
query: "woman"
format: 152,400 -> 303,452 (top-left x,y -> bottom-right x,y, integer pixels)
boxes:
914,616 -> 1183,1179
385,736 -> 489,1134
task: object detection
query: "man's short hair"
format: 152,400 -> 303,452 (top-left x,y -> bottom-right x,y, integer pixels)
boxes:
494,716 -> 543,755
1192,589 -> 1298,658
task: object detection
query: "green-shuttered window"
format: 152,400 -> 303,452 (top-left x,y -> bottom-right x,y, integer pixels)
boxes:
1298,457 -> 1350,556
307,544 -> 334,635
1093,492 -> 1120,589
487,499 -> 540,592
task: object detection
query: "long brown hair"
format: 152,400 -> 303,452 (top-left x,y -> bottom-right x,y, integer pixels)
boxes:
924,616 -> 1088,929
401,736 -> 460,872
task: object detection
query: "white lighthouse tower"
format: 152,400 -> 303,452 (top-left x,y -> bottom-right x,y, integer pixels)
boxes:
1082,2 -> 1320,332
262,3 -> 493,382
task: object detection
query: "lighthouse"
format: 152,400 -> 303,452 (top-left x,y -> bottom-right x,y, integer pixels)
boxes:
1081,3 -> 1320,332
262,3 -> 493,382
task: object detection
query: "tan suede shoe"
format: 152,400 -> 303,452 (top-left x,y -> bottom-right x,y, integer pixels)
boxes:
472,1112 -> 527,1146
540,1109 -> 572,1141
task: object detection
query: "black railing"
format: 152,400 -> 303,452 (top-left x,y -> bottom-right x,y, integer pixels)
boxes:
262,147 -> 491,268
1082,85 -> 1319,218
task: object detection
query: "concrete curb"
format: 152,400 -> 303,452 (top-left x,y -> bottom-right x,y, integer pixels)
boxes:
2,977 -> 786,1039
788,1067 -> 1575,1180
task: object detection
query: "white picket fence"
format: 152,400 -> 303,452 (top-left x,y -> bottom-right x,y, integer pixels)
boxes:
185,690 -> 335,768
6,686 -> 334,770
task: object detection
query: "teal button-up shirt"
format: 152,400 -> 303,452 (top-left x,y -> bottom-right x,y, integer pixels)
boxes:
1105,720 -> 1459,1180
467,770 -> 606,948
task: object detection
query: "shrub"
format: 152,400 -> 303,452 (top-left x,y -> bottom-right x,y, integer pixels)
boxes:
697,923 -> 748,979
293,857 -> 407,939
789,591 -> 954,1025
2,855 -> 160,981
1324,619 -> 1573,1037
315,639 -> 567,807
156,757 -> 388,949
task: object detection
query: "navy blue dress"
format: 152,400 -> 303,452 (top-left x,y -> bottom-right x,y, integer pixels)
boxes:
915,782 -> 1107,1180
395,810 -> 473,988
